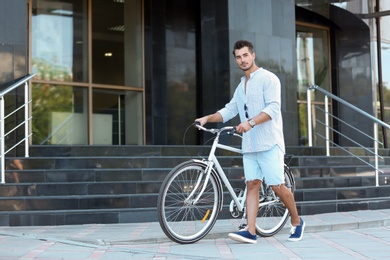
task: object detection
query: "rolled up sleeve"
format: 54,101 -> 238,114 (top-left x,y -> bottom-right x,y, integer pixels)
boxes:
218,90 -> 239,123
261,74 -> 281,120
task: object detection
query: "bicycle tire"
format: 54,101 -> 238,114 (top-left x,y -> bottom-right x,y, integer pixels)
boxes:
255,164 -> 295,237
157,160 -> 222,244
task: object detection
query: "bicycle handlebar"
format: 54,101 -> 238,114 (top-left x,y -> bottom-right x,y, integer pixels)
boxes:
194,122 -> 239,137
193,122 -> 293,164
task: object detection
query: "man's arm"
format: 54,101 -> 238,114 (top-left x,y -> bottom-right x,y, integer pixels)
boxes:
235,112 -> 271,133
195,112 -> 223,126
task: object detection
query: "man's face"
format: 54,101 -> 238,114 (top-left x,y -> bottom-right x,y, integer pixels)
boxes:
234,47 -> 255,71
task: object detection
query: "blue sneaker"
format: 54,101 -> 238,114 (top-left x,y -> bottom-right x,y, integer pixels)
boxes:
228,230 -> 257,244
288,217 -> 305,241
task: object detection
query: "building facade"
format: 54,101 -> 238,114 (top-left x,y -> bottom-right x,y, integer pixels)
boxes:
1,0 -> 389,149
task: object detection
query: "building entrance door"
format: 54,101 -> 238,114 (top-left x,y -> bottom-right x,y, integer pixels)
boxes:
296,23 -> 332,146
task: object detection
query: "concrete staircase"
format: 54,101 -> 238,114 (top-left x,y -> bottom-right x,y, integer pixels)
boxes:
1,145 -> 390,226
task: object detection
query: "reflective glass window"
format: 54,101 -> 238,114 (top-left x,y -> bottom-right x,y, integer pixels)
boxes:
378,5 -> 390,144
32,84 -> 88,145
32,0 -> 88,83
380,6 -> 390,107
92,89 -> 143,145
92,0 -> 143,87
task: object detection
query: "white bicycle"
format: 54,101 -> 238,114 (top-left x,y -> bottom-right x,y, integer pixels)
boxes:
157,123 -> 295,244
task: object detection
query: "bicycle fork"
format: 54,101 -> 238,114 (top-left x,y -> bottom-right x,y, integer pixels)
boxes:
184,161 -> 214,206
229,187 -> 248,229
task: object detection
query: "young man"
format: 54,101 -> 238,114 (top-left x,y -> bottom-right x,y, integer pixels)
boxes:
195,40 -> 304,244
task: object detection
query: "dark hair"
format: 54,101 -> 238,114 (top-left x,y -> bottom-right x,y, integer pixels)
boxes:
232,40 -> 254,56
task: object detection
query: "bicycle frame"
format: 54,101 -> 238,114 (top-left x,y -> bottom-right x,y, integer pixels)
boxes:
191,125 -> 245,214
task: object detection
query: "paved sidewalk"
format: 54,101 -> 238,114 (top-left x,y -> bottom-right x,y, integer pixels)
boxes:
0,209 -> 389,259
1,209 -> 389,245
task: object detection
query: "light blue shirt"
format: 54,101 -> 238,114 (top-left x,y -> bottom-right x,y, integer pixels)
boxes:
218,68 -> 285,153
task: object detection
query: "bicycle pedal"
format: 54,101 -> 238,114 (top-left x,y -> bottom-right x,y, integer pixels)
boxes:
238,224 -> 247,230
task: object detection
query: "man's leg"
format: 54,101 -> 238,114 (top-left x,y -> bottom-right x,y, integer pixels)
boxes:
246,179 -> 261,235
228,153 -> 261,243
273,184 -> 305,241
227,179 -> 260,244
271,184 -> 300,226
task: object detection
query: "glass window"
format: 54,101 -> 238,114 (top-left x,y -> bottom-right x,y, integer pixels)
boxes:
380,10 -> 390,107
31,0 -> 144,145
296,25 -> 330,100
32,0 -> 88,83
32,84 -> 88,145
92,0 -> 143,87
92,89 -> 143,145
381,43 -> 390,107
92,0 -> 124,85
377,7 -> 390,144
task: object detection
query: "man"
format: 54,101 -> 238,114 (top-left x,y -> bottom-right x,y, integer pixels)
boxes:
195,40 -> 304,244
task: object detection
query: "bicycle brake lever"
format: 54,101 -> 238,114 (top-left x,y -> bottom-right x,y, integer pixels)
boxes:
227,127 -> 237,135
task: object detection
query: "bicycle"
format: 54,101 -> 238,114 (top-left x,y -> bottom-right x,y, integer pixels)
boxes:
157,123 -> 295,244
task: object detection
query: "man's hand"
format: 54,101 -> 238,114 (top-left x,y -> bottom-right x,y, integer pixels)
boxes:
195,113 -> 223,126
236,121 -> 252,134
194,116 -> 209,126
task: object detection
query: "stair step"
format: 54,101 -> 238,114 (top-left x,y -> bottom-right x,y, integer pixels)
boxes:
29,145 -> 207,157
0,193 -> 157,212
296,196 -> 390,215
1,185 -> 389,212
6,157 -> 243,170
6,167 -> 387,187
0,208 -> 157,226
1,196 -> 390,226
28,145 -> 390,157
294,185 -> 390,202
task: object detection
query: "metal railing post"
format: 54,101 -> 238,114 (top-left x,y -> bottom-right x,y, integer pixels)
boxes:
24,82 -> 29,157
325,95 -> 330,156
0,97 -> 5,184
307,88 -> 313,147
374,123 -> 379,186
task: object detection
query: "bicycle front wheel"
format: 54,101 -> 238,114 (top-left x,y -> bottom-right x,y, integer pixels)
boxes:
157,161 -> 222,244
255,164 -> 295,237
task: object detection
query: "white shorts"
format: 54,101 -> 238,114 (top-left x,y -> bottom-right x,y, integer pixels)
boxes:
243,145 -> 284,185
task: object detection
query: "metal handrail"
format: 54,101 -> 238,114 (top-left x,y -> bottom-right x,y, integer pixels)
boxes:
307,85 -> 390,186
0,73 -> 36,183
308,85 -> 390,129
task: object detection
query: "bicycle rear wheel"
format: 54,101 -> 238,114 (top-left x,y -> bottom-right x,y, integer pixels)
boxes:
255,164 -> 295,237
157,161 -> 222,244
